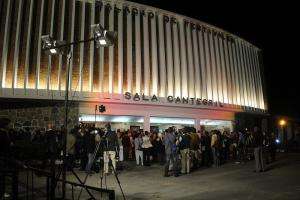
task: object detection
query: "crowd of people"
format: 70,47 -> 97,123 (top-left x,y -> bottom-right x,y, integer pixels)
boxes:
0,117 -> 278,177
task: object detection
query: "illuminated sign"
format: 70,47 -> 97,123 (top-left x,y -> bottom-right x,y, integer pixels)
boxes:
124,92 -> 223,107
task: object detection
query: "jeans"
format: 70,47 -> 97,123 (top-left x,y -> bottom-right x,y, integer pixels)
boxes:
135,149 -> 143,165
143,148 -> 151,166
85,153 -> 94,172
212,147 -> 220,167
119,146 -> 124,162
180,149 -> 190,174
254,147 -> 264,172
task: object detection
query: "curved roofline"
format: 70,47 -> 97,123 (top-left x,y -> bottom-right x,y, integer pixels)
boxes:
90,0 -> 261,51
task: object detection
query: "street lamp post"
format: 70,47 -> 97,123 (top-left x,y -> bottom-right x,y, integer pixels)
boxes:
41,24 -> 116,199
279,119 -> 287,152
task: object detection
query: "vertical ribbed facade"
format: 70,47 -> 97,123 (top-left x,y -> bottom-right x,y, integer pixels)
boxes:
0,0 -> 266,110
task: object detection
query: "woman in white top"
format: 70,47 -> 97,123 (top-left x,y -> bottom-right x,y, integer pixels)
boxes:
142,131 -> 153,166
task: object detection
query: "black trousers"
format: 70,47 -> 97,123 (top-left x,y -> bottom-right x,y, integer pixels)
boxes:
143,148 -> 151,166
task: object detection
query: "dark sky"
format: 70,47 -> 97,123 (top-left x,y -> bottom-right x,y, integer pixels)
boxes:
129,0 -> 300,118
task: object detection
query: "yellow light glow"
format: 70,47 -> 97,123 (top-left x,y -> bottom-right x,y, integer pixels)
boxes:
279,119 -> 286,126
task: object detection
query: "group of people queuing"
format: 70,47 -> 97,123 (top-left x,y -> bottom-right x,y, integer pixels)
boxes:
0,117 -> 278,178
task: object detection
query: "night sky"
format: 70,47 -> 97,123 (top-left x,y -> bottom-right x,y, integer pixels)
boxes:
129,0 -> 300,118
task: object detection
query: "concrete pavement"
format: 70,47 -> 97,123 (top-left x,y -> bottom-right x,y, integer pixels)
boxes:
67,153 -> 300,200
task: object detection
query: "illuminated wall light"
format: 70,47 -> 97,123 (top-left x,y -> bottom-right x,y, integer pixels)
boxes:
200,119 -> 232,126
79,114 -> 144,123
150,117 -> 195,125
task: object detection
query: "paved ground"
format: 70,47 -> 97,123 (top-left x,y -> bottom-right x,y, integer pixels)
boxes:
66,153 -> 300,200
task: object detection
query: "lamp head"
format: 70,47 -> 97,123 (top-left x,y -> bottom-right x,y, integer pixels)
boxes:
279,119 -> 286,127
41,35 -> 68,55
92,24 -> 117,48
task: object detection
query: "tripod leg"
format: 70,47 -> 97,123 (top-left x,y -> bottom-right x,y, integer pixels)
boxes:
70,169 -> 95,200
109,158 -> 126,200
77,141 -> 101,200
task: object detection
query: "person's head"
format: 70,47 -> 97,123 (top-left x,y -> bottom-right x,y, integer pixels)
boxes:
253,126 -> 259,133
105,123 -> 111,131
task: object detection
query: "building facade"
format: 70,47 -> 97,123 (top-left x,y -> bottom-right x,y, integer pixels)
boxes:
0,0 -> 267,131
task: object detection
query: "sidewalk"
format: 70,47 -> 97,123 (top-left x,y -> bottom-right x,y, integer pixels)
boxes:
67,153 -> 300,200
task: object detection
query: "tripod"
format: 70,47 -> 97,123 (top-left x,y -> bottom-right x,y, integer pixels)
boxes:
77,136 -> 126,200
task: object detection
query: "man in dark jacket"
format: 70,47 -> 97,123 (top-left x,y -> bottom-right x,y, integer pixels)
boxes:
253,126 -> 265,172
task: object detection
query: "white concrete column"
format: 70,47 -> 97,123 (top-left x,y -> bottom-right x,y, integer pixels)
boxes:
99,4 -> 105,93
117,5 -> 123,94
198,29 -> 207,99
192,26 -> 201,98
12,0 -> 23,89
214,33 -> 223,103
250,47 -> 259,108
230,40 -> 240,106
35,0 -> 45,89
248,46 -> 257,108
209,31 -> 218,102
144,114 -> 150,132
0,0 -> 12,88
239,40 -> 248,106
173,19 -> 181,98
46,0 -> 55,91
223,36 -> 232,104
237,41 -> 245,106
179,19 -> 188,97
243,43 -> 252,107
150,12 -> 158,95
135,8 -> 142,94
166,17 -> 174,97
79,0 -> 86,91
253,50 -> 264,109
24,0 -> 34,89
158,13 -> 166,97
242,41 -> 250,107
89,1 -> 95,92
245,45 -> 255,108
204,29 -> 212,100
67,0 -> 75,92
143,11 -> 150,95
186,22 -> 195,98
126,7 -> 132,93
219,35 -> 228,104
108,4 -> 114,93
232,40 -> 242,106
227,38 -> 236,105
58,0 -> 66,91
195,119 -> 201,132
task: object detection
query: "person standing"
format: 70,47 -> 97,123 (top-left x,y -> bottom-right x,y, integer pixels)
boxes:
142,131 -> 153,166
134,133 -> 143,166
117,129 -> 124,162
179,132 -> 191,174
103,124 -> 119,174
253,126 -> 265,172
211,130 -> 220,167
201,131 -> 211,167
85,129 -> 96,174
163,128 -> 177,177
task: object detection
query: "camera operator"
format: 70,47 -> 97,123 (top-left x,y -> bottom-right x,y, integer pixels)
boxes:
103,124 -> 119,174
